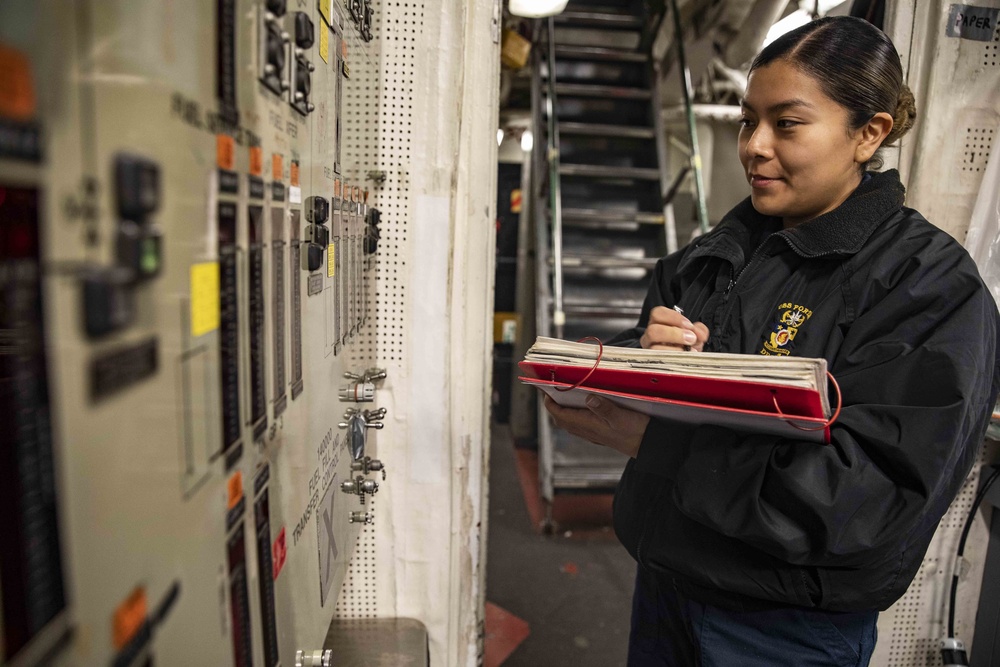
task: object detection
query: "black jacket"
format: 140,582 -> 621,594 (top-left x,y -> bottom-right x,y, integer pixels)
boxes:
609,170 -> 1000,612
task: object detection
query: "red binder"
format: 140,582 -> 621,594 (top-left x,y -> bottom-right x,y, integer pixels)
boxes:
519,360 -> 831,444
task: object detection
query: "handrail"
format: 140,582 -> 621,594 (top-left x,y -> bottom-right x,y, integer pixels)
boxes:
668,0 -> 710,235
546,16 -> 566,339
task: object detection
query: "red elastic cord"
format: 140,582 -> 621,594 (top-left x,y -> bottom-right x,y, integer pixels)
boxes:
770,371 -> 842,435
554,336 -> 604,392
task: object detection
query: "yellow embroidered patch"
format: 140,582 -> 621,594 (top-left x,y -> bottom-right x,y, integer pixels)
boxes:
760,302 -> 813,356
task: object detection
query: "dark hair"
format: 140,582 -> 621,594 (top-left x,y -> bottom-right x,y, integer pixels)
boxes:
749,16 -> 916,170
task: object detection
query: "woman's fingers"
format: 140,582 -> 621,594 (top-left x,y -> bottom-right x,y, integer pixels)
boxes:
641,305 -> 711,351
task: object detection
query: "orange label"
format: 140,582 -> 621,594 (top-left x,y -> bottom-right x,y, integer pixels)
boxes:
510,189 -> 523,214
290,161 -> 300,187
112,587 -> 148,650
0,45 -> 36,120
216,134 -> 235,171
227,471 -> 244,510
341,39 -> 348,58
272,154 -> 283,182
249,146 -> 264,176
334,180 -> 341,198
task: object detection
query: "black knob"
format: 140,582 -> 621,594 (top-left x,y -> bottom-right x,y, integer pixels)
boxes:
294,12 -> 314,49
305,196 -> 329,224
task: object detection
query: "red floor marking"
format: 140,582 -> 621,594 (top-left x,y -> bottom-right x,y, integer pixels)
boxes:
512,448 -> 616,536
483,601 -> 531,667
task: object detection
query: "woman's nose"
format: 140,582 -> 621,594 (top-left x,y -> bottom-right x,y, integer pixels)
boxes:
744,127 -> 773,159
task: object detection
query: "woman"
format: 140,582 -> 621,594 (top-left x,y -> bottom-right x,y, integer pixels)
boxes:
544,15 -> 1000,666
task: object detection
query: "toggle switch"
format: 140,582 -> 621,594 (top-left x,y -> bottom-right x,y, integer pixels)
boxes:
82,267 -> 136,338
305,196 -> 329,224
115,154 -> 161,220
305,243 -> 324,272
294,12 -> 315,49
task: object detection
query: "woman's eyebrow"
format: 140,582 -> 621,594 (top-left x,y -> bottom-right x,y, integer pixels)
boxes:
739,98 -> 816,113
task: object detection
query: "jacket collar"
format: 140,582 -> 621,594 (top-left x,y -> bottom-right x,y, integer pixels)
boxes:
686,169 -> 906,266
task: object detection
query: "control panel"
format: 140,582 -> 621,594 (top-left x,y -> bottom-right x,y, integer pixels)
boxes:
0,1 -> 385,665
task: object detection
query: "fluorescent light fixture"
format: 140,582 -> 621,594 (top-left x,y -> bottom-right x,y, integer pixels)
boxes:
497,128 -> 505,146
520,130 -> 534,152
509,0 -> 569,19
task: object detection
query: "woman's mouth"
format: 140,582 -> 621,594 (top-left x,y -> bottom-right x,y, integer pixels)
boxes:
750,175 -> 782,188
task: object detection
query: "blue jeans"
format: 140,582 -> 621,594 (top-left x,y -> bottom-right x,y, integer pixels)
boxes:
628,566 -> 878,667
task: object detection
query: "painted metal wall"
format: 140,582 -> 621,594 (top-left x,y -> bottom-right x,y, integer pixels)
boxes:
331,1 -> 500,665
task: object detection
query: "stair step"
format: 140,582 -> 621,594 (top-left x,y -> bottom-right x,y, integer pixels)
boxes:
553,45 -> 648,63
560,207 -> 665,225
563,302 -> 643,317
558,122 -> 655,139
557,255 -> 658,270
554,9 -> 644,30
553,82 -> 652,100
559,163 -> 660,180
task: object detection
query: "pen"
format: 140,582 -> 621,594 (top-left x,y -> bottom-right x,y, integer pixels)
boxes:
673,305 -> 691,350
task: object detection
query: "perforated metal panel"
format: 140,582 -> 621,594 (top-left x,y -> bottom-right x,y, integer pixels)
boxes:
877,444 -> 999,666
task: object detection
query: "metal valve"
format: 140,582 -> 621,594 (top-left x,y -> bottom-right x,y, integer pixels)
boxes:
349,511 -> 374,525
341,475 -> 378,504
351,456 -> 387,480
339,408 -> 385,460
363,407 -> 386,421
295,650 -> 332,667
340,381 -> 375,402
341,368 -> 387,403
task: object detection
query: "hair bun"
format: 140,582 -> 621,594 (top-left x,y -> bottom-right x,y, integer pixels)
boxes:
886,84 -> 916,145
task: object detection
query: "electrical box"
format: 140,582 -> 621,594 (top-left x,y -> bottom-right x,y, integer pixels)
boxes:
0,1 -> 385,664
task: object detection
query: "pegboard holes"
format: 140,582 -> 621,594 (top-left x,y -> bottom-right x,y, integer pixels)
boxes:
987,26 -> 1000,67
962,127 -> 994,173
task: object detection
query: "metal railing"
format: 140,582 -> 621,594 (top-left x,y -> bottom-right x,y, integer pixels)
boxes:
545,16 -> 566,340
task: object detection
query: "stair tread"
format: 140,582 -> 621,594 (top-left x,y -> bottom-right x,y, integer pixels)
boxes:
559,254 -> 658,268
558,122 -> 655,139
553,82 -> 652,99
559,163 -> 660,180
554,9 -> 644,29
553,45 -> 648,63
560,207 -> 664,224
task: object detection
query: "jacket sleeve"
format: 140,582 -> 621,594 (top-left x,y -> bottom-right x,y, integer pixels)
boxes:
636,242 -> 1000,568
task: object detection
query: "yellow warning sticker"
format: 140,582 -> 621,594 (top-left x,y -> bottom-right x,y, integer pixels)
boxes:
328,243 -> 336,277
190,263 -> 220,337
319,25 -> 330,64
318,0 -> 333,27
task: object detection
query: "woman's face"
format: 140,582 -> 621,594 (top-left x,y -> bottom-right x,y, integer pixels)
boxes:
738,60 -> 866,228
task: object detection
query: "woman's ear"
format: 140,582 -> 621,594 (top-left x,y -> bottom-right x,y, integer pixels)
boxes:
855,112 -> 894,164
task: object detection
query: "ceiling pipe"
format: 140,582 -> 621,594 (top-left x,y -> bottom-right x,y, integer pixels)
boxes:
721,0 -> 789,67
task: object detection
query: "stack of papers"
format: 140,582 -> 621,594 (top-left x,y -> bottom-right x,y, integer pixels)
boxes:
520,337 -> 833,443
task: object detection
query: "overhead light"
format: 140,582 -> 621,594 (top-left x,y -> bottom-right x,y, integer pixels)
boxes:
520,130 -> 534,152
508,0 -> 569,19
497,128 -> 505,146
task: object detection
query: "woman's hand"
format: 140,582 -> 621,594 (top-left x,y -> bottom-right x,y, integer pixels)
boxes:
543,394 -> 649,459
640,306 -> 710,351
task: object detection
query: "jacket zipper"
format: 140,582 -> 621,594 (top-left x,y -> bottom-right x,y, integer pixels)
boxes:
725,236 -> 775,296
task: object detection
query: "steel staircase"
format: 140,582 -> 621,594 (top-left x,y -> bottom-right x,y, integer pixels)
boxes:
531,0 -> 673,523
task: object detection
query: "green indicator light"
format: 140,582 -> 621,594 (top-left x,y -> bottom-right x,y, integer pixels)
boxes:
141,238 -> 159,275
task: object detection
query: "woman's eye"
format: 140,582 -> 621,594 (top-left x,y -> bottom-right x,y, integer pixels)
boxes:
739,117 -> 755,129
776,119 -> 799,129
